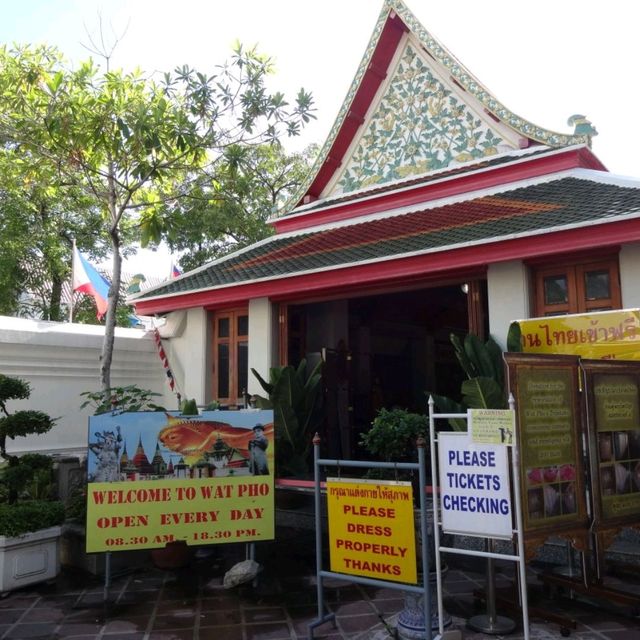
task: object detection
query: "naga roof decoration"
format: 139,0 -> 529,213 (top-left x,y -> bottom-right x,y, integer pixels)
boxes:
132,170 -> 640,310
287,0 -> 597,209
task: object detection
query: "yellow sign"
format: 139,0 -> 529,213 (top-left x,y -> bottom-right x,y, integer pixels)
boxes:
326,479 -> 416,584
469,409 -> 515,445
518,309 -> 640,360
86,476 -> 274,552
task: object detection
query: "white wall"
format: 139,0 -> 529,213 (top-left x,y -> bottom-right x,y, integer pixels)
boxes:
620,242 -> 640,309
487,261 -> 530,349
0,316 -> 170,457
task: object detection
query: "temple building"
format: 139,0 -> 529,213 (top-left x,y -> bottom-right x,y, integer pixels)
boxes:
131,0 -> 640,458
132,435 -> 153,476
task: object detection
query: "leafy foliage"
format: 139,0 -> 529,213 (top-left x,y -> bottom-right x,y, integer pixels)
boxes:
251,359 -> 323,477
0,501 -> 65,537
359,408 -> 428,484
359,408 -> 428,462
159,143 -> 318,271
429,328 -> 523,428
0,41 -> 315,394
80,385 -> 164,415
507,321 -> 523,353
180,398 -> 199,416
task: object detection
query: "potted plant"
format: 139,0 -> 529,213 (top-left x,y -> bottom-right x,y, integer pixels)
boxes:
179,398 -> 199,416
359,407 -> 428,483
0,374 -> 65,594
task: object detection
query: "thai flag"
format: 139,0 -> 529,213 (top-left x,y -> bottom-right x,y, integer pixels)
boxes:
171,263 -> 182,278
72,246 -> 110,320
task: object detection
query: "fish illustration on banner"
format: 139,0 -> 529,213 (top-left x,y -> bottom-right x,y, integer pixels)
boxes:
158,414 -> 274,465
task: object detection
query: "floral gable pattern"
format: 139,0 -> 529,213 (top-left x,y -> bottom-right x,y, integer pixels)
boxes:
336,43 -> 515,194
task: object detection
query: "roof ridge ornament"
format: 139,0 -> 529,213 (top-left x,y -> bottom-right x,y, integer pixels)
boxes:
567,114 -> 598,142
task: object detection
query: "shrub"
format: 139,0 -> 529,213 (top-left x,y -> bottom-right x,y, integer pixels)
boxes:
0,501 -> 65,538
359,408 -> 428,463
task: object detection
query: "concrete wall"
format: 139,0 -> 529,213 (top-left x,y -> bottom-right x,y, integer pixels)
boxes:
487,260 -> 531,349
0,316 -> 170,457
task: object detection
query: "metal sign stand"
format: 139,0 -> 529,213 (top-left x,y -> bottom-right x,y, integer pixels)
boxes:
308,433 -> 437,640
428,395 -> 531,640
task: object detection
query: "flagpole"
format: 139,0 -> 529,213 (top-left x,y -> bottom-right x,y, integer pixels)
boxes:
69,239 -> 76,324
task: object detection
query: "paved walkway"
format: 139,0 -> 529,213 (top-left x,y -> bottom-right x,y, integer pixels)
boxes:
0,528 -> 638,639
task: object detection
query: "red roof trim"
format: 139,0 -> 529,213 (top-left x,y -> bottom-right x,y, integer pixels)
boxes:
133,216 -> 639,316
275,147 -> 606,233
301,12 -> 408,203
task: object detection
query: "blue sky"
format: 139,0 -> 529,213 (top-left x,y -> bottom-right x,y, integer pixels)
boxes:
3,1 -> 638,272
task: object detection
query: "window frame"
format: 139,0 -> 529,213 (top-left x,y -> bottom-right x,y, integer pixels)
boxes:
533,257 -> 621,317
212,307 -> 248,406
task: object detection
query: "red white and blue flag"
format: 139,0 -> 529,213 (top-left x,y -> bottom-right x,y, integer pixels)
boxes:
72,246 -> 110,320
171,263 -> 181,278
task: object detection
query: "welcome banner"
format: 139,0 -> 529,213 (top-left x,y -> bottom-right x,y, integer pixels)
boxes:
85,410 -> 274,552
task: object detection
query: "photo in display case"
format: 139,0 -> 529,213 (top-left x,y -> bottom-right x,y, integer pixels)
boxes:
587,368 -> 640,523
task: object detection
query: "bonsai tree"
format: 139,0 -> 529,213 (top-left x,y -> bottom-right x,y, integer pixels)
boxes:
251,359 -> 323,477
0,374 -> 65,536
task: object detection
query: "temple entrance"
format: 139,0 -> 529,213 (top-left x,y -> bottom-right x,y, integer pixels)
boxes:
283,281 -> 486,458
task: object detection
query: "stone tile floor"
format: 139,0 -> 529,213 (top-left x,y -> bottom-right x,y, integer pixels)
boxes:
0,528 -> 638,639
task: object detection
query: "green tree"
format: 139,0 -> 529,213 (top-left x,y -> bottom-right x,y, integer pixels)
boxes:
0,42 -> 314,395
0,142 -> 107,320
150,143 -> 317,271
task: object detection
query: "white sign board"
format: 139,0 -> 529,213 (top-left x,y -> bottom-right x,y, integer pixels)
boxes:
438,432 -> 513,539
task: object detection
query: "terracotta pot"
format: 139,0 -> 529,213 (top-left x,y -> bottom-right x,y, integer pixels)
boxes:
150,540 -> 191,570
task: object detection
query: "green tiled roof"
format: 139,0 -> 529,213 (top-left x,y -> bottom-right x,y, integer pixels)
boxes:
134,176 -> 640,302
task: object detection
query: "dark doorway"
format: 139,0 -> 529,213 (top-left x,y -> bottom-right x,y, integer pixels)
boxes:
285,282 -> 483,458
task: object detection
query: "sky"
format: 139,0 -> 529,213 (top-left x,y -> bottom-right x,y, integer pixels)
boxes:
2,0 -> 638,275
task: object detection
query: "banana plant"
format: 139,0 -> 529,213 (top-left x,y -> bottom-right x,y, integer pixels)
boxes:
429,326 -> 521,429
251,359 -> 323,477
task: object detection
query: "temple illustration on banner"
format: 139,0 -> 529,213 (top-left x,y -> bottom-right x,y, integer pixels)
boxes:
115,435 -> 252,481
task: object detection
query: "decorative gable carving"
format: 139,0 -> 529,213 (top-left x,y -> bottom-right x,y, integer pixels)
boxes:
333,42 -> 516,195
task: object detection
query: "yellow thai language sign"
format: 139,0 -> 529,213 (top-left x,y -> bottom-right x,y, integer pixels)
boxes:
518,309 -> 640,361
326,478 -> 416,584
85,410 -> 274,553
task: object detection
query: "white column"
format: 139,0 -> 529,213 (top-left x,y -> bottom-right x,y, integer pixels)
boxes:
248,297 -> 274,395
487,261 -> 530,349
619,243 -> 640,309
